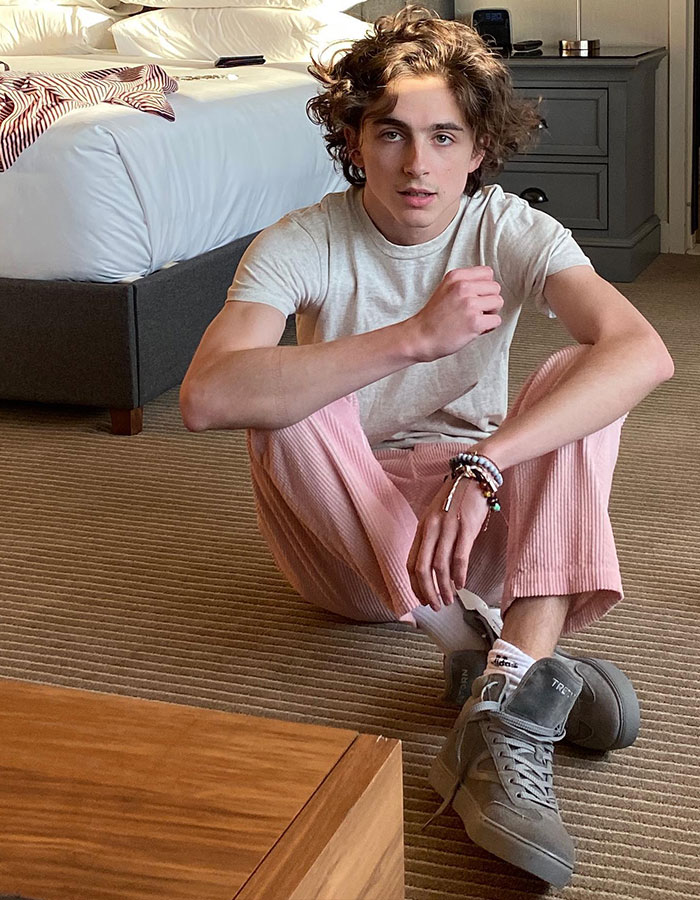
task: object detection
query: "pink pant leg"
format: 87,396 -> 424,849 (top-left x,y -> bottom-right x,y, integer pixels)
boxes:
247,394 -> 421,622
500,344 -> 625,634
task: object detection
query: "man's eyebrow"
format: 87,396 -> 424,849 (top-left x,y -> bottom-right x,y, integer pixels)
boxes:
370,116 -> 465,132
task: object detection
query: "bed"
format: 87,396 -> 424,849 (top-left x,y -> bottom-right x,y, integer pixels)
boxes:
0,0 -> 447,434
0,51 -> 350,432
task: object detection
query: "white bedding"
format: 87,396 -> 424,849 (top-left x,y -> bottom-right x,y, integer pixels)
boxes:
1,52 -> 347,281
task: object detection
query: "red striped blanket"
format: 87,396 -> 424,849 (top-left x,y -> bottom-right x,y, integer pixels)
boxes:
0,64 -> 178,171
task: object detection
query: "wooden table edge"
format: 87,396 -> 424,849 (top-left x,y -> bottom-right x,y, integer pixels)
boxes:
234,733 -> 404,900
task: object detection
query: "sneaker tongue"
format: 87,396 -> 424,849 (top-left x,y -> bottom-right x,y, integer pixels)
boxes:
505,658 -> 583,729
473,672 -> 508,702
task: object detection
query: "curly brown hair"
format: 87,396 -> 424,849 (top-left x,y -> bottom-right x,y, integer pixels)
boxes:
306,6 -> 541,196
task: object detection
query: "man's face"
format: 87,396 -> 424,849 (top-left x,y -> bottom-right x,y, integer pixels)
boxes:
345,75 -> 484,246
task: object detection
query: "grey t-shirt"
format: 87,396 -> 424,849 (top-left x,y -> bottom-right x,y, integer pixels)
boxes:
227,184 -> 591,449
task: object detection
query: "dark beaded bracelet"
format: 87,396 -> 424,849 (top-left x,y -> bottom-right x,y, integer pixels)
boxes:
449,451 -> 503,487
443,457 -> 503,516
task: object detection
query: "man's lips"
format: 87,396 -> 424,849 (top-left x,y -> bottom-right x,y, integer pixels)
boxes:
398,188 -> 437,208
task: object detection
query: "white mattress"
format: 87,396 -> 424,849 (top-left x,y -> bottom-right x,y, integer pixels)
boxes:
1,53 -> 347,282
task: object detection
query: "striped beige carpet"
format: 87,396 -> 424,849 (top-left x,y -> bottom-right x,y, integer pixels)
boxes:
1,252 -> 699,899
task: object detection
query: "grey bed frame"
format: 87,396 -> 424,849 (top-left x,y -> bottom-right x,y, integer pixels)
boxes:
0,233 -> 258,434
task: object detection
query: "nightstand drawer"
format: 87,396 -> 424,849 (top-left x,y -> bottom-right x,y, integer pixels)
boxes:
516,88 -> 608,156
494,162 -> 608,229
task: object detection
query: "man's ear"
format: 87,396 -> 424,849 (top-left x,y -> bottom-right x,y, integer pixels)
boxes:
469,136 -> 488,173
344,126 -> 364,168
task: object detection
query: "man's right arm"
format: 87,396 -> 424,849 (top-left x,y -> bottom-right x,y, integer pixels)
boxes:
180,267 -> 503,433
179,299 -> 423,431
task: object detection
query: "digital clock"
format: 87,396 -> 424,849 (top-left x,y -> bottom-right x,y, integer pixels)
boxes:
471,8 -> 513,52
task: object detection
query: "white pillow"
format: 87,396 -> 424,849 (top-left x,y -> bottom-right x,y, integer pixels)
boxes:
0,6 -> 117,54
134,0 -> 357,11
0,0 -> 141,14
111,8 -> 370,64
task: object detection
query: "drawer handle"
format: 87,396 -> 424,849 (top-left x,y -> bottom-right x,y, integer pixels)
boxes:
520,187 -> 549,206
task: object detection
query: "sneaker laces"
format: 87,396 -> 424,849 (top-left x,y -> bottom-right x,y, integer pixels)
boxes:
423,689 -> 503,829
423,684 -> 566,829
488,709 -> 563,810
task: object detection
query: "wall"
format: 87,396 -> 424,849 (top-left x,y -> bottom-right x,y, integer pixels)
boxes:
454,1 -> 667,46
349,2 -> 667,50
350,0 -> 453,21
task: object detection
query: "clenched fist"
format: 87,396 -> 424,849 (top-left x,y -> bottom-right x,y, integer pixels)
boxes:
407,266 -> 503,363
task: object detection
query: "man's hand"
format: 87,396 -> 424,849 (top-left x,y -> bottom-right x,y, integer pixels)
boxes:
407,474 -> 490,612
407,266 -> 503,363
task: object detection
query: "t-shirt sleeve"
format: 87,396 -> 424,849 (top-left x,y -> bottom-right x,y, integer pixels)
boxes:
497,194 -> 592,318
226,215 -> 325,317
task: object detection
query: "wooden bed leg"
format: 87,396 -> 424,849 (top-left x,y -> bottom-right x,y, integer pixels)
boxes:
110,407 -> 144,436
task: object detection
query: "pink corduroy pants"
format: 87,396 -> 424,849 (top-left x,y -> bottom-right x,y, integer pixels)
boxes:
247,345 -> 625,635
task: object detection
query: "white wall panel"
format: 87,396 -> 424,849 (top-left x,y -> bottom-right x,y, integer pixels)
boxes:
455,1 -> 666,47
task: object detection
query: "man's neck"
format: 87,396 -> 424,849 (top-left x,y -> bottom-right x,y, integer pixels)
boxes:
360,187 -> 463,247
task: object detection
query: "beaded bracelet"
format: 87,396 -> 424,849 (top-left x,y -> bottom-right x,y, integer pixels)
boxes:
442,452 -> 503,522
449,451 -> 503,487
443,466 -> 501,513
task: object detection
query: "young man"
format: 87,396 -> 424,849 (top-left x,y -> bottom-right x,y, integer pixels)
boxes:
180,7 -> 673,886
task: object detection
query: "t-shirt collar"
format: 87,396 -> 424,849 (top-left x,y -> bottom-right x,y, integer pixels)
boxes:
350,186 -> 470,258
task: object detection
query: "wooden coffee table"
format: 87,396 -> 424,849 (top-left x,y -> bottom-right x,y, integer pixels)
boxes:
0,679 -> 404,899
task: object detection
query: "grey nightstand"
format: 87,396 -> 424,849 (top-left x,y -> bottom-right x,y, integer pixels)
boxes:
492,47 -> 666,282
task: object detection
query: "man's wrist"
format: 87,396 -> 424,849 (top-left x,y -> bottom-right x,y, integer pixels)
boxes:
445,452 -> 504,520
468,439 -> 510,473
393,317 -> 434,365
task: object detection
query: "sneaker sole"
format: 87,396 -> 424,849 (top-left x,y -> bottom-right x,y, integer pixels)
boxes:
428,755 -> 574,888
557,652 -> 640,750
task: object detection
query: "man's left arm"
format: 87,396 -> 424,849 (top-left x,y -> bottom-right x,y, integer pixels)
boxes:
407,264 -> 673,610
472,265 -> 674,472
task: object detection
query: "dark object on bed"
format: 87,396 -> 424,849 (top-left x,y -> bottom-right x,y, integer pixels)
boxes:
215,55 -> 265,67
0,232 -> 258,435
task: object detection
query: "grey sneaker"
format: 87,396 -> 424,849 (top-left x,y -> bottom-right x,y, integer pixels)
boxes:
443,609 -> 640,751
429,657 -> 583,887
553,650 -> 640,750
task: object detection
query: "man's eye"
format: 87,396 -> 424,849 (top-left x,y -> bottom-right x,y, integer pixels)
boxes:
381,131 -> 401,141
435,134 -> 454,145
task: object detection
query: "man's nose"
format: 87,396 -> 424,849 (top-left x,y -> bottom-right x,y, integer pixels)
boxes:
402,140 -> 429,176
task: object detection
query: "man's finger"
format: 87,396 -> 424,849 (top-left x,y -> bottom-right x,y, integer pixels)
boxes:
433,524 -> 459,605
446,265 -> 494,281
450,518 -> 471,589
480,313 -> 503,334
409,525 -> 442,611
472,291 -> 504,309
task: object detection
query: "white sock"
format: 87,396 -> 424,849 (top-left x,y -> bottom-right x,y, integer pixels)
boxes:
484,638 -> 536,695
412,596 -> 489,656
